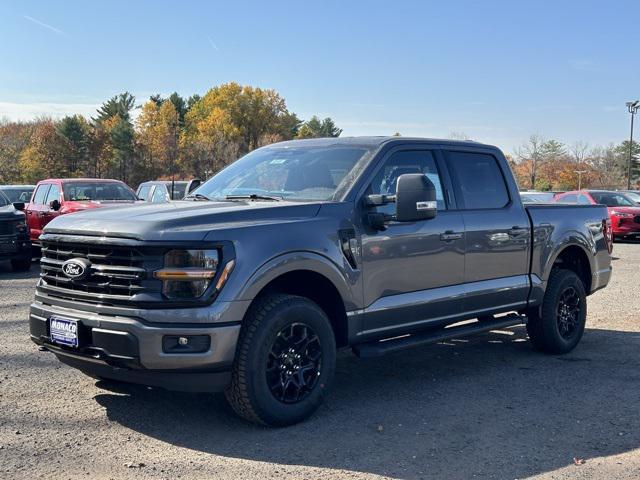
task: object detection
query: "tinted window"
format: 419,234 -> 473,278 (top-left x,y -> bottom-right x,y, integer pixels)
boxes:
1,187 -> 34,203
0,191 -> 9,207
369,150 -> 445,215
137,185 -> 151,200
45,184 -> 61,205
590,192 -> 634,207
63,182 -> 136,201
168,183 -> 187,199
446,152 -> 509,209
33,184 -> 50,205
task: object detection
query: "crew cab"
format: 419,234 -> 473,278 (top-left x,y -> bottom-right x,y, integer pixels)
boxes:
30,137 -> 612,426
0,191 -> 31,271
25,178 -> 138,246
555,190 -> 640,240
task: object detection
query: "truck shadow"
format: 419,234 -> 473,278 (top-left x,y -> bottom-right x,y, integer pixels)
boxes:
94,326 -> 640,479
0,260 -> 40,280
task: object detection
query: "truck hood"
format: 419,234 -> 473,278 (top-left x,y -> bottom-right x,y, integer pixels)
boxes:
43,200 -> 323,242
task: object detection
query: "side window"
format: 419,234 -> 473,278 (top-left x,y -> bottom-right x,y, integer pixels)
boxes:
32,184 -> 50,205
369,150 -> 445,215
446,151 -> 509,209
45,184 -> 61,205
577,194 -> 591,205
137,185 -> 151,201
152,185 -> 168,203
558,194 -> 578,204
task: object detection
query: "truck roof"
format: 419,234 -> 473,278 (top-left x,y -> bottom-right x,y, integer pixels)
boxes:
38,178 -> 126,184
269,136 -> 494,149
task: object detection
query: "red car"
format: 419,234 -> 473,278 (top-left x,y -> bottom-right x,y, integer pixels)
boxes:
25,178 -> 138,245
554,190 -> 640,240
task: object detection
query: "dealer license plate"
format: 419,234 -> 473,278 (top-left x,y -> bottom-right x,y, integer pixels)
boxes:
49,316 -> 79,347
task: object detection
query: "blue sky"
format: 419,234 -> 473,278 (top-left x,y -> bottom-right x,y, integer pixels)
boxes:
1,0 -> 638,153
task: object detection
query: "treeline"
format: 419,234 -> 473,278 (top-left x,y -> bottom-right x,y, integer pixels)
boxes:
0,82 -> 342,187
509,134 -> 639,191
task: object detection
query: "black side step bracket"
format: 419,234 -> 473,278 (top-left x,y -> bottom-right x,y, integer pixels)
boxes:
352,314 -> 527,358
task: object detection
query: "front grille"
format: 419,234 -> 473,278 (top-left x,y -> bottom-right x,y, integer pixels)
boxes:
39,239 -> 161,304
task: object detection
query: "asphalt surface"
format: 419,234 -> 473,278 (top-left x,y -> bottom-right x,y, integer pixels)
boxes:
1,242 -> 639,480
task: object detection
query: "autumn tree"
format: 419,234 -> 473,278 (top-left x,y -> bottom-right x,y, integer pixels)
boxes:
18,120 -> 67,183
0,120 -> 35,183
136,100 -> 180,181
515,135 -> 546,189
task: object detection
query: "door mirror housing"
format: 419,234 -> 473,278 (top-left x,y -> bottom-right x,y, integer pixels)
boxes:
395,174 -> 437,222
49,199 -> 61,211
12,202 -> 25,211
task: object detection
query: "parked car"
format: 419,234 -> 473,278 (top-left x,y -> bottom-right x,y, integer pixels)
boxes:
136,179 -> 201,203
30,137 -> 612,426
555,190 -> 640,240
0,191 -> 31,271
519,191 -> 562,203
25,178 -> 138,246
0,184 -> 35,203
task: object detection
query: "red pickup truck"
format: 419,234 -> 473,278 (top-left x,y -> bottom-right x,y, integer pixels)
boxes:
25,178 -> 138,245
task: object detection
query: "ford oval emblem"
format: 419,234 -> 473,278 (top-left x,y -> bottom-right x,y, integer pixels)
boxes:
61,258 -> 91,280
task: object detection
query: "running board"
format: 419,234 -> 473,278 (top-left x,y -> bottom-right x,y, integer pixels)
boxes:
352,314 -> 527,358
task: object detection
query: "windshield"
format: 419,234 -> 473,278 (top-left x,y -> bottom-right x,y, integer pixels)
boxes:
63,182 -> 136,201
194,146 -> 371,201
1,187 -> 33,203
0,190 -> 9,207
590,192 -> 635,207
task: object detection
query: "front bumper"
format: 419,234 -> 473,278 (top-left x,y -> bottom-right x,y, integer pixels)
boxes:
29,300 -> 241,392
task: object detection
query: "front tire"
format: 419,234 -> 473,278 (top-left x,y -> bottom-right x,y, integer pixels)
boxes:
225,294 -> 336,426
527,269 -> 587,354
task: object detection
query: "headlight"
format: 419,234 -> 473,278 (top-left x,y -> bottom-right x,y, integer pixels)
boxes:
154,249 -> 219,299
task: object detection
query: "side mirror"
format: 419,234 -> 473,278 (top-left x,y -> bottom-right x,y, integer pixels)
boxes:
13,202 -> 25,211
49,199 -> 61,211
395,174 -> 437,222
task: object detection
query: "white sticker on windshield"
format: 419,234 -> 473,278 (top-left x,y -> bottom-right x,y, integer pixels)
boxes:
270,158 -> 287,165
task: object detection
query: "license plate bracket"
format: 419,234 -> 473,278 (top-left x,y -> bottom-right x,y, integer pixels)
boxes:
49,316 -> 79,348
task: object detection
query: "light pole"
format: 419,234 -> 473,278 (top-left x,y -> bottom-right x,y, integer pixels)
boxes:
574,170 -> 587,190
626,100 -> 640,189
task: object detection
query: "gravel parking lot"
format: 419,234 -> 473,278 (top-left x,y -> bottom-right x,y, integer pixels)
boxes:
1,242 -> 639,480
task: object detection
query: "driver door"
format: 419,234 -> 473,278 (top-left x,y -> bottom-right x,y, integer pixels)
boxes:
359,148 -> 465,339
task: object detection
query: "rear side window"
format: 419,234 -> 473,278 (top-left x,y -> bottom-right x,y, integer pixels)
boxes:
32,184 -> 50,205
446,151 -> 509,209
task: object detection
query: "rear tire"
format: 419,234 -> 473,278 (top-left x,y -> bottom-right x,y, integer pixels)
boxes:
225,294 -> 336,426
10,256 -> 31,272
527,269 -> 587,354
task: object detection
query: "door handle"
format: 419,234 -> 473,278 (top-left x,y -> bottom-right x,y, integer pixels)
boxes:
440,230 -> 462,241
508,227 -> 528,236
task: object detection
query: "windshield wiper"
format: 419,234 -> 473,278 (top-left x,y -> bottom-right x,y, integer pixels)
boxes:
185,193 -> 212,201
225,194 -> 282,201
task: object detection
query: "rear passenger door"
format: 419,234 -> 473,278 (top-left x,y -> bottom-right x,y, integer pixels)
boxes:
443,149 -> 531,315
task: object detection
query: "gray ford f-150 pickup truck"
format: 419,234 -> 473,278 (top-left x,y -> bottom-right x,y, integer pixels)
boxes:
30,137 -> 613,426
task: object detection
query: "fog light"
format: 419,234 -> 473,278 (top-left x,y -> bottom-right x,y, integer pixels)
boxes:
162,335 -> 210,353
